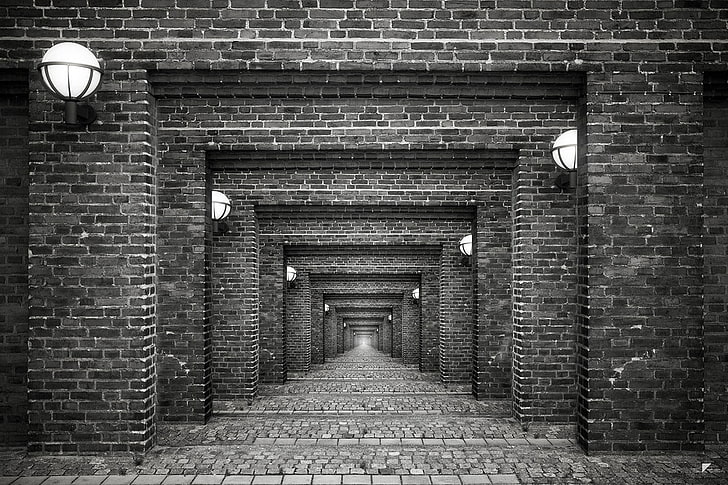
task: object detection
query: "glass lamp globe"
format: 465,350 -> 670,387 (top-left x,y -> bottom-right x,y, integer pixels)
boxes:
39,42 -> 103,101
458,234 -> 473,256
211,191 -> 231,221
412,288 -> 420,300
551,129 -> 578,171
286,266 -> 297,283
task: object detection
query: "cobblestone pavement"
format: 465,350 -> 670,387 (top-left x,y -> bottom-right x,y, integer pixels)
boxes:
1,345 -> 727,484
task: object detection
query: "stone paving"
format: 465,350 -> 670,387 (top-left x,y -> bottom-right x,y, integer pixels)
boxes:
1,345 -> 727,484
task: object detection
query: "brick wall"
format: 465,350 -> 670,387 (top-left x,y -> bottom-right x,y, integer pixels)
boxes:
704,72 -> 728,444
1,0 -> 726,453
578,71 -> 705,452
26,72 -> 157,453
0,70 -> 28,446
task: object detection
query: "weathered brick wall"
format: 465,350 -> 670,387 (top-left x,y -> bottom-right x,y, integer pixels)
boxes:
579,71 -> 705,452
0,70 -> 29,446
0,0 -> 725,453
26,72 -> 157,453
704,72 -> 728,444
512,150 -> 579,424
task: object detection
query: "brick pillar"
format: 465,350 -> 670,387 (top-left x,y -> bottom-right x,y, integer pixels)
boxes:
402,291 -> 419,365
311,290 -> 324,364
439,240 -> 472,382
392,300 -> 403,359
420,270 -> 439,372
0,70 -> 29,446
336,310 -> 344,354
578,71 -> 704,452
704,73 -> 728,444
286,271 -> 311,372
473,199 -> 512,399
27,73 -> 156,453
383,312 -> 392,355
325,304 -> 337,360
212,204 -> 259,400
158,149 -> 211,422
259,242 -> 285,383
512,150 -> 578,424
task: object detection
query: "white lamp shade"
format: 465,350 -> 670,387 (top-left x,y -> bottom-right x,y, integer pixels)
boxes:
39,42 -> 102,101
459,234 -> 473,256
286,266 -> 297,283
551,129 -> 578,171
324,304 -> 330,312
412,288 -> 420,300
211,190 -> 231,221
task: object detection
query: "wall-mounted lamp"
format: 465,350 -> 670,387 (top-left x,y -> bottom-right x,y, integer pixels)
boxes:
211,190 -> 232,234
343,322 -> 347,328
412,288 -> 420,301
286,265 -> 298,284
551,129 -> 578,190
388,314 -> 392,322
324,303 -> 330,312
458,234 -> 472,266
38,42 -> 103,126
212,190 -> 232,221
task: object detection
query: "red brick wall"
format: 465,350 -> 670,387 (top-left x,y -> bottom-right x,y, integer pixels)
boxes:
0,71 -> 29,447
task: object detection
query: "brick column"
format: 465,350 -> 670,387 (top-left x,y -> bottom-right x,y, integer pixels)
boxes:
578,72 -> 705,452
336,310 -> 344,354
439,240 -> 472,382
286,271 -> 311,372
0,70 -> 29,446
383,312 -> 393,355
311,290 -> 324,364
27,73 -> 156,453
512,151 -> 578,424
158,150 -> 211,422
258,242 -> 285,383
325,303 -> 337,360
473,199 -> 512,399
704,74 -> 728,444
420,270 -> 439,372
402,291 -> 419,365
392,301 -> 403,359
212,204 -> 259,400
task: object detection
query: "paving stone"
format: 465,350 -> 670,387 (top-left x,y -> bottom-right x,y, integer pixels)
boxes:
370,478 -> 400,485
281,476 -> 312,485
43,478 -> 75,485
162,478 -> 195,485
12,479 -> 45,485
132,477 -> 165,485
428,478 -> 459,485
310,477 -> 341,485
250,478 -> 281,485
340,477 -> 370,485
220,479 -> 252,485
487,475 -> 518,484
0,479 -> 17,485
459,477 -> 490,485
191,477 -> 224,485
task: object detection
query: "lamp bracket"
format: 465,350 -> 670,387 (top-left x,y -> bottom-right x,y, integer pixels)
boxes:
64,101 -> 97,126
